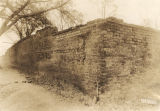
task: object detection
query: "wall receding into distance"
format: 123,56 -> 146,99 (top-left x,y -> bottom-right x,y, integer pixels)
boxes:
5,17 -> 160,96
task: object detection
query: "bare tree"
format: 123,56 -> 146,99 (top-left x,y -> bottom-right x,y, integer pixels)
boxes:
101,0 -> 108,18
89,0 -> 117,18
58,8 -> 83,30
101,0 -> 117,18
0,0 -> 83,38
12,14 -> 53,39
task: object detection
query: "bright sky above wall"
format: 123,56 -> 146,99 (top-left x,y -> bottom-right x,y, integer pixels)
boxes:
74,0 -> 160,26
0,0 -> 160,55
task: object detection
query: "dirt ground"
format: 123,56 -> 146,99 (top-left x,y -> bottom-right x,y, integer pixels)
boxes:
0,68 -> 96,111
1,68 -> 160,111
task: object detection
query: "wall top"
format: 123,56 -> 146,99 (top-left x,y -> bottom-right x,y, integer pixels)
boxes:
12,17 -> 160,48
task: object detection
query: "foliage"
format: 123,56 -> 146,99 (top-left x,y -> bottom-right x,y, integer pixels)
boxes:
0,0 -> 83,39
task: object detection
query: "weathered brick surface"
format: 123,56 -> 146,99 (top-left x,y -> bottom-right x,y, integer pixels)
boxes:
5,17 -> 160,95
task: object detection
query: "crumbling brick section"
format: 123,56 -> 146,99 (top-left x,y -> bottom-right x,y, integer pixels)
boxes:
5,17 -> 160,96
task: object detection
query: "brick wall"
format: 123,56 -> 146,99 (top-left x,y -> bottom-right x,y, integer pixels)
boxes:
5,17 -> 160,96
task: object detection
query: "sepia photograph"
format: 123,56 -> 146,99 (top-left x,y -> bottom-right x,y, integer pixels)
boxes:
0,0 -> 160,111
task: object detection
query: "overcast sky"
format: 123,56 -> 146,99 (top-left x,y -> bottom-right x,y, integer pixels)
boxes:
1,0 -> 160,55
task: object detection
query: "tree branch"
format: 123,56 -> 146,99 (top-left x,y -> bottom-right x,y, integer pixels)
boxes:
0,0 -> 30,36
18,0 -> 71,18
